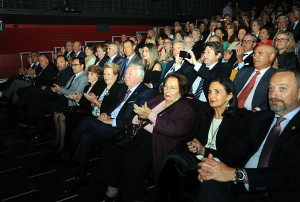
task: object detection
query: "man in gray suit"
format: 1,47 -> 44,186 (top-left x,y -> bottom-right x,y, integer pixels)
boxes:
119,39 -> 142,83
28,58 -> 88,139
234,44 -> 276,112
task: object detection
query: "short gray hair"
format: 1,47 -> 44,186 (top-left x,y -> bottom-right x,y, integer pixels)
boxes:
173,39 -> 187,50
243,33 -> 258,43
112,43 -> 120,53
127,63 -> 145,81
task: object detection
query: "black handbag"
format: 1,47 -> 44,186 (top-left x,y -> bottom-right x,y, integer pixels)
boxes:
112,120 -> 148,150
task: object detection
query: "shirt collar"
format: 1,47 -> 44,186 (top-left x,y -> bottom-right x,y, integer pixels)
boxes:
275,106 -> 300,121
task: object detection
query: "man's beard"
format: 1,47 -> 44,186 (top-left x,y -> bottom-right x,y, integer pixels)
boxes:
269,97 -> 298,114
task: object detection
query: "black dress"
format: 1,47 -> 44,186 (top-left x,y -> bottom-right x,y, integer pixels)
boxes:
143,62 -> 162,84
276,51 -> 299,70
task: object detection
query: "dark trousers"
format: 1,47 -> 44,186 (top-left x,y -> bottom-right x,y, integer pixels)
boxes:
155,150 -> 200,202
195,180 -> 270,202
95,129 -> 153,202
71,117 -> 118,164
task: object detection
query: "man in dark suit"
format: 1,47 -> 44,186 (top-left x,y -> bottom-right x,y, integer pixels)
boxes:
197,69 -> 300,202
185,42 -> 232,102
3,54 -> 57,103
135,33 -> 145,56
71,41 -> 86,60
288,11 -> 300,43
107,43 -> 124,68
152,39 -> 194,91
64,40 -> 74,58
119,40 -> 142,83
224,33 -> 256,70
16,55 -> 73,109
63,63 -> 153,192
234,44 -> 276,112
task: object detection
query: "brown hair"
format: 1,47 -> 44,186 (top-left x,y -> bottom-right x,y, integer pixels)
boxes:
87,65 -> 103,79
163,73 -> 189,97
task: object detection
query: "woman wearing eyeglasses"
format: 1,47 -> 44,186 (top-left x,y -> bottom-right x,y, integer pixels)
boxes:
155,77 -> 252,201
272,30 -> 299,70
94,74 -> 195,202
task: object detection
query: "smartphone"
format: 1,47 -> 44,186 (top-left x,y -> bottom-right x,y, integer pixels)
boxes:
179,51 -> 191,59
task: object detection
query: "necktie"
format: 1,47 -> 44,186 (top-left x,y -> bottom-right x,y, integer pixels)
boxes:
257,117 -> 286,168
66,75 -> 76,90
194,78 -> 204,99
119,58 -> 130,81
108,58 -> 112,62
237,71 -> 260,108
233,54 -> 248,69
159,65 -> 176,89
122,89 -> 131,102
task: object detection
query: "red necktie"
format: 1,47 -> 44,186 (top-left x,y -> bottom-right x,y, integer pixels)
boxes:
238,70 -> 260,108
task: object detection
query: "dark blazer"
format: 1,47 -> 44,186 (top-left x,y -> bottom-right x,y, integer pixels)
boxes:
192,40 -> 204,60
146,95 -> 196,179
111,54 -> 124,68
190,62 -> 232,100
229,51 -> 254,69
152,60 -> 194,90
234,67 -> 275,111
119,54 -> 142,80
289,21 -> 300,42
190,108 -> 253,158
94,56 -> 109,67
105,83 -> 154,128
219,109 -> 300,201
276,51 -> 299,70
78,79 -> 105,109
34,63 -> 58,88
45,66 -> 73,92
71,50 -> 86,59
100,82 -> 127,113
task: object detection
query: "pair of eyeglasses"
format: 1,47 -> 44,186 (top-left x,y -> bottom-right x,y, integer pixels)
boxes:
242,40 -> 254,44
274,38 -> 288,42
164,86 -> 177,92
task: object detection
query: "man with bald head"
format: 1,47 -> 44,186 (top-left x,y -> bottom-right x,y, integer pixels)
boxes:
71,41 -> 86,59
234,44 -> 276,111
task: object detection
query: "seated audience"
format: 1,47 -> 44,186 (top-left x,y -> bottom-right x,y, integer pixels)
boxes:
95,73 -> 195,201
272,30 -> 299,70
197,69 -> 300,202
157,34 -> 168,55
158,38 -> 173,65
71,41 -> 86,59
84,44 -> 97,70
53,65 -> 103,152
156,77 -> 252,201
191,28 -> 204,59
185,42 -> 232,102
153,40 -> 194,90
94,44 -> 109,67
214,27 -> 229,50
234,44 -> 276,111
3,54 -> 57,104
61,64 -> 153,194
106,43 -> 124,68
142,43 -> 162,87
175,30 -> 186,40
119,40 -> 142,82
257,26 -> 274,46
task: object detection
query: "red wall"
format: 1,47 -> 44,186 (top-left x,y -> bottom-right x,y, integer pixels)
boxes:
0,24 -> 153,78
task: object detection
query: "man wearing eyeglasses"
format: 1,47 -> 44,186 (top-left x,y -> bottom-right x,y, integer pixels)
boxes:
234,44 -> 276,112
223,33 -> 256,70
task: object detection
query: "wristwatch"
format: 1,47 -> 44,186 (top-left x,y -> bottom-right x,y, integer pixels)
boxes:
234,168 -> 246,183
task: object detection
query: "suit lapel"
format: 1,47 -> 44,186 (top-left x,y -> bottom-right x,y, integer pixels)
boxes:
236,68 -> 254,93
269,110 -> 300,165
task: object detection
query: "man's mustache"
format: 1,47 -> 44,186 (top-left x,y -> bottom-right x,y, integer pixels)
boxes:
269,98 -> 284,103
